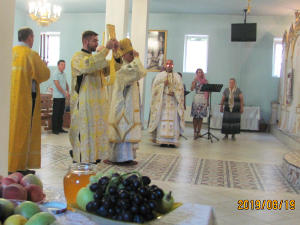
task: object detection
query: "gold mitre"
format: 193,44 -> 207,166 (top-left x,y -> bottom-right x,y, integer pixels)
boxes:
119,38 -> 133,56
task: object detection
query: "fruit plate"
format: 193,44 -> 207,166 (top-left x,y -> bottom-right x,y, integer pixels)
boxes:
70,202 -> 182,224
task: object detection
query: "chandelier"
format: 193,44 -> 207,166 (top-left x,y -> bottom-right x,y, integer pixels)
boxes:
28,0 -> 62,26
247,0 -> 251,14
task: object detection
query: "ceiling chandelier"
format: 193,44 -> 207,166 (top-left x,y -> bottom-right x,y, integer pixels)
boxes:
28,0 -> 62,26
247,0 -> 251,14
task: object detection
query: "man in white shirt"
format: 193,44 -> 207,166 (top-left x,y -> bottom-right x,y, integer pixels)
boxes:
52,59 -> 69,134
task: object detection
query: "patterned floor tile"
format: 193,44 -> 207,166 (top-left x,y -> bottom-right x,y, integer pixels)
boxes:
165,156 -> 198,183
253,163 -> 299,194
139,154 -> 177,180
229,161 -> 259,190
38,144 -> 300,195
197,159 -> 228,187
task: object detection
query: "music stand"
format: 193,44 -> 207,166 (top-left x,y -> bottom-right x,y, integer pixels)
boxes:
196,84 -> 223,143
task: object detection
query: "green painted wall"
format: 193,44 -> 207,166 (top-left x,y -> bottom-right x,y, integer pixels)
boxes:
144,13 -> 292,123
13,10 -> 292,122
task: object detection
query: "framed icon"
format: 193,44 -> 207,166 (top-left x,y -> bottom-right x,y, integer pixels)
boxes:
146,30 -> 167,72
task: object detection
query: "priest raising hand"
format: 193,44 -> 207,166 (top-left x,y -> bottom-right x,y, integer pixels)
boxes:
69,30 -> 123,164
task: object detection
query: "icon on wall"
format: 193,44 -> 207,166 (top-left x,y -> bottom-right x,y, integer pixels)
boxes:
146,30 -> 168,72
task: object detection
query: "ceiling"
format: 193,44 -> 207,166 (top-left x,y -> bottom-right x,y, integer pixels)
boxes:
16,0 -> 300,16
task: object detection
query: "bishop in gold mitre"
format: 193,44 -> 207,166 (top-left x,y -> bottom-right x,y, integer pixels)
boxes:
107,38 -> 147,165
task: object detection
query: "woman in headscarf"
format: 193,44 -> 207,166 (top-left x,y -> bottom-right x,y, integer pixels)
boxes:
220,78 -> 244,140
190,68 -> 209,139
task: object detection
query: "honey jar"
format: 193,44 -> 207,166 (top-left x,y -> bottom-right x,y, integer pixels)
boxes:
63,163 -> 96,208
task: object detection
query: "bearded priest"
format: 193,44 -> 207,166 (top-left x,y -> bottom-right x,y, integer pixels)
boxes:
148,60 -> 185,147
69,31 -> 119,164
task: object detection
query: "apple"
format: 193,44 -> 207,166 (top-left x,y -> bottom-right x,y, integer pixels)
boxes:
0,198 -> 14,221
1,178 -> 16,187
76,187 -> 94,211
20,175 -> 42,189
25,212 -> 56,225
3,215 -> 27,225
156,191 -> 174,214
25,185 -> 45,203
7,173 -> 23,184
2,184 -> 27,201
14,201 -> 40,219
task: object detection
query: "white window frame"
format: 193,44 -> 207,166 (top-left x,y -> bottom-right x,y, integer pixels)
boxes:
39,32 -> 60,66
272,37 -> 283,78
183,34 -> 209,73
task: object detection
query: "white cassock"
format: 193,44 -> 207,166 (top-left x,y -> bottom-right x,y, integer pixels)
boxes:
148,71 -> 185,146
108,57 -> 147,162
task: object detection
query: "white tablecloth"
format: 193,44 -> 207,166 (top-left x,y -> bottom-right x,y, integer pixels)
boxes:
53,203 -> 217,225
211,105 -> 260,131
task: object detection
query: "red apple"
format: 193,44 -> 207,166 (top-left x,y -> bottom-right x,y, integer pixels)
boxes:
1,177 -> 17,187
26,184 -> 45,202
8,172 -> 23,183
3,183 -> 27,200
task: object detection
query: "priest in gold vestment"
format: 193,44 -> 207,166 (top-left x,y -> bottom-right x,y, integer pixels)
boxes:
107,38 -> 147,164
70,31 -> 118,163
148,60 -> 185,147
9,28 -> 50,173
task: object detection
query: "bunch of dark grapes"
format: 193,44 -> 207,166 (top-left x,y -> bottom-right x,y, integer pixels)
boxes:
86,172 -> 164,223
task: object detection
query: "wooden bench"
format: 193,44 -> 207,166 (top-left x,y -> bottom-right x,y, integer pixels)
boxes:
40,94 -> 53,130
63,97 -> 70,128
40,94 -> 71,130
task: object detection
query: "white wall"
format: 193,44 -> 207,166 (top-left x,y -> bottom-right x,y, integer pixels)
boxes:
1,0 -> 16,175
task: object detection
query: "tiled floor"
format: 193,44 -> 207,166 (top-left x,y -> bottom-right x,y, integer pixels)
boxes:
38,126 -> 300,225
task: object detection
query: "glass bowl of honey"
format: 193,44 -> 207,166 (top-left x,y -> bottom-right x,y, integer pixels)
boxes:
63,163 -> 96,208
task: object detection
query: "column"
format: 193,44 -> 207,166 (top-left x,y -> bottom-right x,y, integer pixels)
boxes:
131,0 -> 149,127
105,0 -> 129,102
0,0 -> 16,175
105,0 -> 129,40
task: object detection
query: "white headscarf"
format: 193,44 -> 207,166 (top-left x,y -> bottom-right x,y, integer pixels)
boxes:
229,85 -> 237,112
